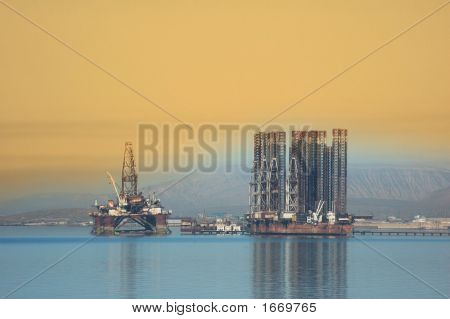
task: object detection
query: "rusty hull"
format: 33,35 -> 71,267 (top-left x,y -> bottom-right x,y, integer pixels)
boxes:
250,222 -> 353,236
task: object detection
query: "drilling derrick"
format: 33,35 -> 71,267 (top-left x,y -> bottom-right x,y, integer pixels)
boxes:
121,142 -> 138,196
287,156 -> 299,213
248,131 -> 286,222
268,158 -> 280,212
249,160 -> 260,213
260,157 -> 269,211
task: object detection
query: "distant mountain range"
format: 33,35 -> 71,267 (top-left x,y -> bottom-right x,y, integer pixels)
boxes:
347,165 -> 450,218
1,164 -> 449,221
348,165 -> 450,200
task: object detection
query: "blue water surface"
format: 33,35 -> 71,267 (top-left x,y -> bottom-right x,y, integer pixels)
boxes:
0,226 -> 449,298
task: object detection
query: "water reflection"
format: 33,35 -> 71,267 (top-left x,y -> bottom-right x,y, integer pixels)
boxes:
116,238 -> 164,298
252,237 -> 347,298
119,239 -> 138,298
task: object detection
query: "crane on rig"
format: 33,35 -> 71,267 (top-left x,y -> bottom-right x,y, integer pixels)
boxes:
106,171 -> 126,207
307,200 -> 325,225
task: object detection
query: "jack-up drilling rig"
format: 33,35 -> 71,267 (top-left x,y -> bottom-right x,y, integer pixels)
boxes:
90,142 -> 171,235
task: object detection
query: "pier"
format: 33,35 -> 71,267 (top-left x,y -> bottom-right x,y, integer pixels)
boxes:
353,228 -> 450,236
181,229 -> 246,235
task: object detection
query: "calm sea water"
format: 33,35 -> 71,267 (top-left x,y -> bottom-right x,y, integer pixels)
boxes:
0,226 -> 449,299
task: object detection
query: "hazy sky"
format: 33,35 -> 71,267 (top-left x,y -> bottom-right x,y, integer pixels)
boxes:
0,0 -> 449,199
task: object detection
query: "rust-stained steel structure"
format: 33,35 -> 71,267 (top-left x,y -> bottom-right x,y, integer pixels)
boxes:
249,221 -> 353,236
249,129 -> 352,236
250,132 -> 286,214
90,142 -> 171,235
289,129 -> 348,221
331,129 -> 348,217
91,213 -> 170,235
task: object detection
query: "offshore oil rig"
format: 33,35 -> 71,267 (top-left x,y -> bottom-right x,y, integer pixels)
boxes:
247,130 -> 353,236
90,142 -> 171,235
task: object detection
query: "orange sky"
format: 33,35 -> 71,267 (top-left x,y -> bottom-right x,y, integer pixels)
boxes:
0,0 -> 449,198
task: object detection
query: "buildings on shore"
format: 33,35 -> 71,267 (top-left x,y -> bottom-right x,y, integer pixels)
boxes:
250,129 -> 348,220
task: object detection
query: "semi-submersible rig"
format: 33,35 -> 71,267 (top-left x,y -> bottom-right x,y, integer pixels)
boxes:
90,142 -> 171,235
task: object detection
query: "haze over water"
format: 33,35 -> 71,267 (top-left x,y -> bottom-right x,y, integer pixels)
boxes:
0,227 -> 449,299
